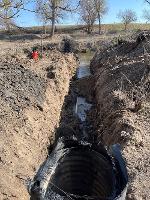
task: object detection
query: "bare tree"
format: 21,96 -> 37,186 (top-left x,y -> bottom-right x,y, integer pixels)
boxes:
145,0 -> 150,4
94,0 -> 108,34
35,0 -> 78,37
143,9 -> 150,23
79,0 -> 97,34
0,0 -> 24,31
35,0 -> 51,34
117,9 -> 137,30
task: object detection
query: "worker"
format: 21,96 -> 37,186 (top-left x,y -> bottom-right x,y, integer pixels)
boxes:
32,47 -> 39,60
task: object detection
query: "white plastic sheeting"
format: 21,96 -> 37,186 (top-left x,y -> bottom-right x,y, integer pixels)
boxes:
75,97 -> 92,122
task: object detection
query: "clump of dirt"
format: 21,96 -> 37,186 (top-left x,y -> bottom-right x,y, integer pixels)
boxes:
91,31 -> 150,199
0,50 -> 77,199
0,63 -> 46,112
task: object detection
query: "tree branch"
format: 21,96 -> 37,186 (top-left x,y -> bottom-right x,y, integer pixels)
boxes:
145,0 -> 150,4
58,2 -> 80,12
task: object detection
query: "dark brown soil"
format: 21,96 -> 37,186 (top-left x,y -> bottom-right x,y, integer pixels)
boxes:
91,31 -> 150,200
0,50 -> 77,200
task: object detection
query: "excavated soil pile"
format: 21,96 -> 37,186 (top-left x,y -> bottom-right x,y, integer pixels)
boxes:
91,32 -> 150,200
0,50 -> 77,200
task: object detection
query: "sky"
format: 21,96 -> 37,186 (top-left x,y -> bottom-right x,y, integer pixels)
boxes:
16,0 -> 150,27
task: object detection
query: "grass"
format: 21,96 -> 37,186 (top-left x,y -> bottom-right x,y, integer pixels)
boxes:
0,23 -> 149,35
93,23 -> 150,32
45,23 -> 150,32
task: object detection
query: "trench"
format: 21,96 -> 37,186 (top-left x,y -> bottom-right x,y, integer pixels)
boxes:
75,53 -> 92,124
30,52 -> 128,200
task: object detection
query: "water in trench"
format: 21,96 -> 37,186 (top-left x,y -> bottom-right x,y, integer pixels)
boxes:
30,51 -> 128,200
77,52 -> 93,79
75,52 -> 93,123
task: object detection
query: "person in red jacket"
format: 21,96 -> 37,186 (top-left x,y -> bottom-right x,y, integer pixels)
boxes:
32,47 -> 39,60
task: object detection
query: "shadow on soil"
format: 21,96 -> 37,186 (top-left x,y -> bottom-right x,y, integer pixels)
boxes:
0,34 -> 41,41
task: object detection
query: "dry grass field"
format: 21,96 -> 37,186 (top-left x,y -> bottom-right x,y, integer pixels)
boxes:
0,23 -> 149,35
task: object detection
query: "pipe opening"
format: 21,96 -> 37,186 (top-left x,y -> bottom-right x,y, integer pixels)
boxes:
50,148 -> 115,199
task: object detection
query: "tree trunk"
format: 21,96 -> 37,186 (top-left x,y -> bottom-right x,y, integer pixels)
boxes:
124,23 -> 127,31
51,18 -> 55,37
43,24 -> 46,35
98,14 -> 101,34
6,20 -> 11,33
87,25 -> 92,34
51,2 -> 55,37
44,26 -> 47,35
5,10 -> 11,33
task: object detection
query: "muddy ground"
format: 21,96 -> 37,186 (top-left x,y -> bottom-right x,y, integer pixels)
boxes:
0,48 -> 77,199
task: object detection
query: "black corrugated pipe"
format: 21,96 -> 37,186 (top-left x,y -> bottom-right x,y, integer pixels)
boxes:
29,128 -> 128,200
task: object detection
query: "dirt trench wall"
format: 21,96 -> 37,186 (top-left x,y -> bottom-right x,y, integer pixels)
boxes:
91,32 -> 150,199
0,50 -> 77,200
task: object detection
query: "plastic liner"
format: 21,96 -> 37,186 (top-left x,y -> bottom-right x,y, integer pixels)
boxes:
30,137 -> 128,200
75,97 -> 92,122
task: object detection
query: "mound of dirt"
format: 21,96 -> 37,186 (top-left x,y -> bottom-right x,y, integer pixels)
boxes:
0,50 -> 77,199
91,31 -> 150,199
0,64 -> 46,112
